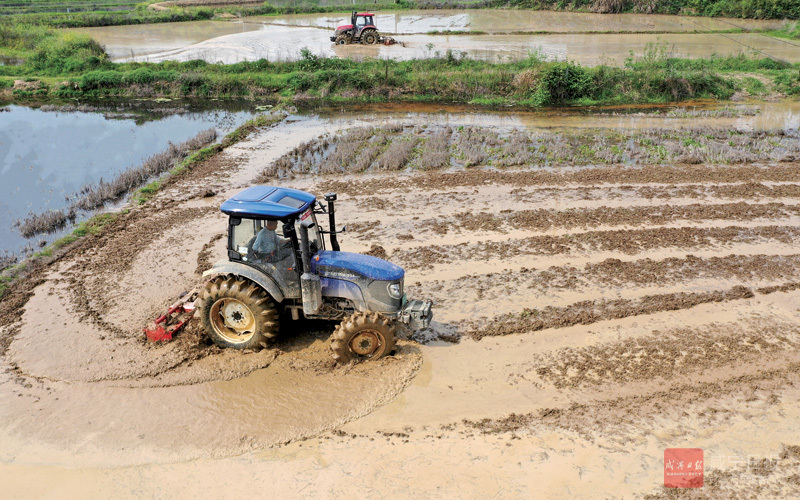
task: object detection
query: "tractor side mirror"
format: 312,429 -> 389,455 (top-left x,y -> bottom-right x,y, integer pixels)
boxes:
283,223 -> 295,238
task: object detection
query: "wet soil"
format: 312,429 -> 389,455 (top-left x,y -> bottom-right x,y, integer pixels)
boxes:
77,11 -> 795,65
3,111 -> 800,497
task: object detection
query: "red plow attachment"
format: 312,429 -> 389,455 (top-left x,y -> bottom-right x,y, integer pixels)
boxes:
144,290 -> 198,342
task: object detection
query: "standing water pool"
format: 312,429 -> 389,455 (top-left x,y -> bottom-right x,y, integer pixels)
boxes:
0,102 -> 258,258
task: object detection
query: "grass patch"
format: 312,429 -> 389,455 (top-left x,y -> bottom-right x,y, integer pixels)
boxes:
741,75 -> 767,95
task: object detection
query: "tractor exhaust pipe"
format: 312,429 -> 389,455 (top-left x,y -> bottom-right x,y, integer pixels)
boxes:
324,192 -> 340,251
299,221 -> 321,315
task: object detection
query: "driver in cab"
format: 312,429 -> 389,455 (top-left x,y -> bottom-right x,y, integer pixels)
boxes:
251,220 -> 292,264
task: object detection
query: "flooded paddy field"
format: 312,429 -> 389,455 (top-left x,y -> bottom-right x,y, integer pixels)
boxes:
0,101 -> 258,257
3,97 -> 800,497
74,10 -> 797,64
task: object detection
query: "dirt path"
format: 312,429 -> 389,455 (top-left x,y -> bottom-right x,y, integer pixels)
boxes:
2,111 -> 800,497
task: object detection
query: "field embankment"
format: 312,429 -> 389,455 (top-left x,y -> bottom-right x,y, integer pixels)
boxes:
1,30 -> 798,105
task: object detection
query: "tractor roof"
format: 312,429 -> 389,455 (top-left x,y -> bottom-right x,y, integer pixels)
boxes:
220,185 -> 316,219
356,12 -> 374,16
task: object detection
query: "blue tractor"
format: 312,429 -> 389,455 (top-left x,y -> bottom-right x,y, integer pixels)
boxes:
199,185 -> 433,363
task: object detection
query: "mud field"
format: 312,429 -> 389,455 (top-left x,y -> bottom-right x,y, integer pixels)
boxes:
76,10 -> 797,65
3,107 -> 800,497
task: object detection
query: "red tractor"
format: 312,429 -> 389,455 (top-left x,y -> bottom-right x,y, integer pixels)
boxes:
330,11 -> 382,45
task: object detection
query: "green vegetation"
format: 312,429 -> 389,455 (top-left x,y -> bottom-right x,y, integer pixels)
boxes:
7,35 -> 796,106
410,0 -> 800,19
1,18 -> 797,107
0,2 -> 395,29
769,20 -> 800,40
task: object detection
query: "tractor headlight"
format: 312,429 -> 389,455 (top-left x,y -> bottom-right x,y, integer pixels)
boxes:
387,282 -> 402,299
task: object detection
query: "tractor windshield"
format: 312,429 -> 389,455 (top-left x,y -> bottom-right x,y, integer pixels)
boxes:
231,218 -> 295,265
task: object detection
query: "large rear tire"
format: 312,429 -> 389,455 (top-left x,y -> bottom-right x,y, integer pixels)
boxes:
362,31 -> 378,45
331,312 -> 396,363
199,275 -> 279,350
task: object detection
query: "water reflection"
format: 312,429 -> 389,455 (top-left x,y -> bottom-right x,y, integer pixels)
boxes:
0,102 -> 256,256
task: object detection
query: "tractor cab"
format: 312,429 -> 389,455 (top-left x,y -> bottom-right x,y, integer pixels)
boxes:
331,11 -> 380,45
354,13 -> 374,29
220,186 -> 320,295
200,185 -> 432,362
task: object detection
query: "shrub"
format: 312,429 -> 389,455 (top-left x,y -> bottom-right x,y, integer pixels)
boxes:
28,32 -> 107,74
122,67 -> 157,85
79,70 -> 123,89
538,61 -> 592,104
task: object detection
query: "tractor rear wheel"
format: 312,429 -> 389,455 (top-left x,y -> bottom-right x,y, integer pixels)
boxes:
331,312 -> 396,363
199,275 -> 279,350
362,31 -> 378,45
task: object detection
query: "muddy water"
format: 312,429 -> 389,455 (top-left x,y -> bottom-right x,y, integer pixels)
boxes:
0,342 -> 421,466
121,29 -> 800,65
262,9 -> 783,34
310,99 -> 800,132
77,20 -> 264,60
78,11 -> 795,65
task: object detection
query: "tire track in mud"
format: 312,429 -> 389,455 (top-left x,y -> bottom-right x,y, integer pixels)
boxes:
62,206 -> 217,338
393,225 -> 800,270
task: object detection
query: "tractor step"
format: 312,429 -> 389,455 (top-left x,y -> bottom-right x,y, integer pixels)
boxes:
143,289 -> 199,342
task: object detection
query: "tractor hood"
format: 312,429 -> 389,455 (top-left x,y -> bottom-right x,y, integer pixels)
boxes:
314,251 -> 404,281
335,24 -> 353,31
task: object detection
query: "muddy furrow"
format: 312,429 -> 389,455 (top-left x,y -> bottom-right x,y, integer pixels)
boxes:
534,320 -> 800,389
351,183 -> 800,216
392,225 -> 800,270
466,285 -> 754,340
423,254 -> 800,306
315,163 -> 800,195
416,201 -> 800,235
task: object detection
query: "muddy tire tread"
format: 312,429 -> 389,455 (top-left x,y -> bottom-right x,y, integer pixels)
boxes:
199,274 -> 279,350
331,311 -> 396,363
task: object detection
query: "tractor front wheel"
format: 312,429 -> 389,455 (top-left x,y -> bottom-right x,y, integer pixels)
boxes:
362,31 -> 378,45
199,275 -> 279,350
331,312 -> 396,363
336,36 -> 349,45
